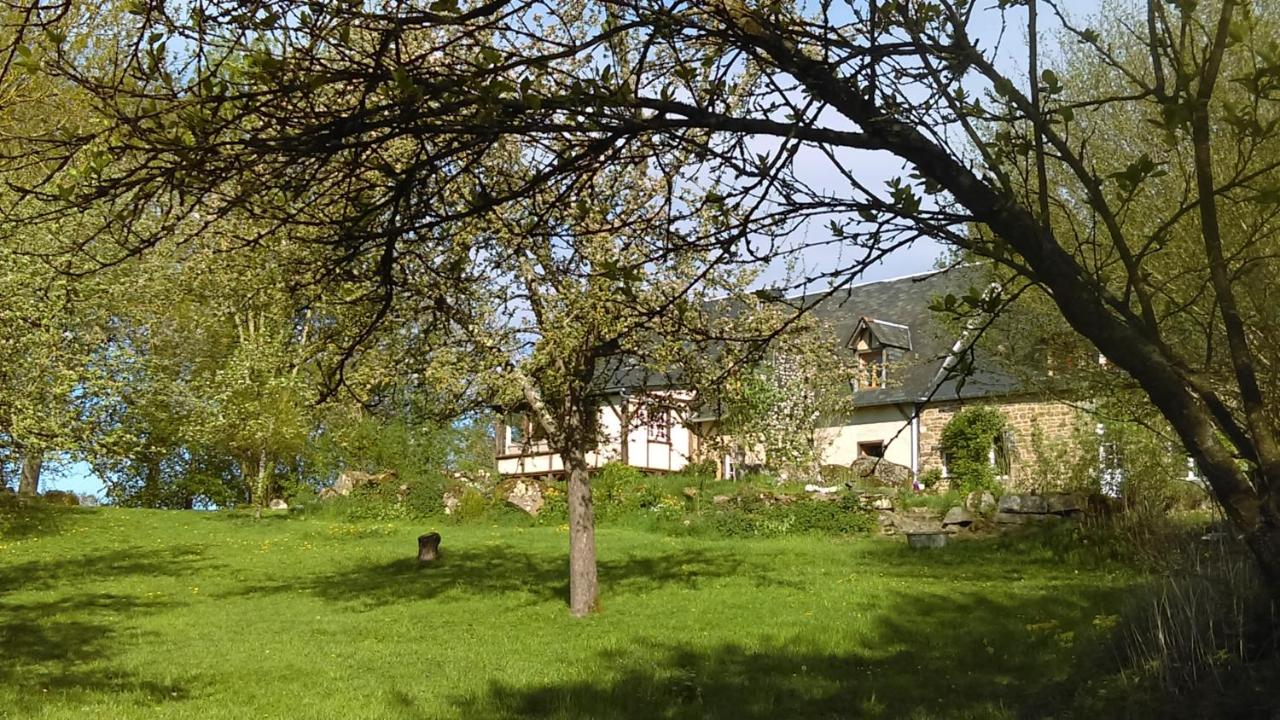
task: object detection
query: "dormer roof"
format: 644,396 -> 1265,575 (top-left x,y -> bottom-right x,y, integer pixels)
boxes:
849,317 -> 912,351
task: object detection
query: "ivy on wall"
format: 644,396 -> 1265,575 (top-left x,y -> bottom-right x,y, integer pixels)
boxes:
939,407 -> 1010,494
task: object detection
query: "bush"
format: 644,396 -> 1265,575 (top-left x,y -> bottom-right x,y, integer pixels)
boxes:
706,495 -> 875,538
338,475 -> 446,521
451,487 -> 490,522
939,407 -> 1008,495
680,458 -> 719,480
918,467 -> 944,491
40,491 -> 80,507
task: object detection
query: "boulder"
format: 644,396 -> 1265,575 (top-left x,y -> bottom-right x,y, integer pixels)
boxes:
505,480 -> 544,516
860,494 -> 894,511
1045,492 -> 1085,515
712,495 -> 732,505
268,498 -> 289,511
442,490 -> 461,516
333,470 -> 397,496
319,487 -> 339,500
76,494 -> 100,508
997,493 -> 1048,514
682,486 -> 699,500
995,511 -> 1059,525
803,484 -> 841,495
847,456 -> 914,488
942,506 -> 975,528
451,469 -> 497,493
994,511 -> 1030,524
964,490 -> 997,513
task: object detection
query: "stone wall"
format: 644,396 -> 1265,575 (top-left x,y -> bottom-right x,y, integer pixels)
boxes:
918,397 -> 1083,491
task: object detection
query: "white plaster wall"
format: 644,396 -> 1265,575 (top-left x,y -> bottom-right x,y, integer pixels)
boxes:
496,391 -> 694,476
817,404 -> 914,468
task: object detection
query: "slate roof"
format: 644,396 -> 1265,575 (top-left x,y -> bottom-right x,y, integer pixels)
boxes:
786,265 -> 1021,407
592,265 -> 1025,412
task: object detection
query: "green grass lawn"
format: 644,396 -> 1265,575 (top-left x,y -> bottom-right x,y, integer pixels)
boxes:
0,506 -> 1141,719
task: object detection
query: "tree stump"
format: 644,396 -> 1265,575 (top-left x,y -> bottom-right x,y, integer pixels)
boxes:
417,532 -> 441,566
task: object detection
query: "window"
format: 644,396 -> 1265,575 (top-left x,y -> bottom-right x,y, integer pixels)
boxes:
506,412 -> 527,447
646,406 -> 672,443
858,441 -> 885,459
857,349 -> 886,389
506,413 -> 548,451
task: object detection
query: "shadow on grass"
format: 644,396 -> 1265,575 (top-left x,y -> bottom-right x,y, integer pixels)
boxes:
232,543 -> 793,608
0,592 -> 194,708
0,543 -> 215,594
1,545 -> 213,709
425,586 -> 1127,720
0,499 -> 86,540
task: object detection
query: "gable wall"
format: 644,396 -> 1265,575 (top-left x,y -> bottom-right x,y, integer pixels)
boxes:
918,398 -> 1082,490
817,404 -> 915,469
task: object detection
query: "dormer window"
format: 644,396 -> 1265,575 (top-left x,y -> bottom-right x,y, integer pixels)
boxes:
858,349 -> 887,388
848,317 -> 910,391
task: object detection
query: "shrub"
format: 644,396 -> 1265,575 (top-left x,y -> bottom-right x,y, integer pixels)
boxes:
680,458 -> 719,480
339,475 -> 446,521
40,491 -> 81,507
452,487 -> 490,522
706,495 -> 874,538
918,467 -> 944,491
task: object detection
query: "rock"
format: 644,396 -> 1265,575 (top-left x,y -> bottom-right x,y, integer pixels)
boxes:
712,495 -> 732,505
333,470 -> 396,496
319,488 -> 339,500
505,480 -> 544,516
76,494 -> 100,508
997,493 -> 1048,514
995,511 -> 1059,525
442,490 -> 461,516
860,494 -> 894,511
942,506 -> 974,527
964,490 -> 997,513
803,484 -> 841,495
451,469 -> 496,493
1045,493 -> 1085,515
268,498 -> 288,511
847,456 -> 913,488
682,486 -> 699,499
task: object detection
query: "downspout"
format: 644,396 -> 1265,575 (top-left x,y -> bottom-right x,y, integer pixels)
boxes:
910,405 -> 921,478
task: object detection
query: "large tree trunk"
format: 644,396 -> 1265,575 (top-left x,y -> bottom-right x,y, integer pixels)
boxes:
18,453 -> 42,496
565,452 -> 599,617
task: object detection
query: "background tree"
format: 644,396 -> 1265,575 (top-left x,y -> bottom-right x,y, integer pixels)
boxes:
711,301 -> 859,479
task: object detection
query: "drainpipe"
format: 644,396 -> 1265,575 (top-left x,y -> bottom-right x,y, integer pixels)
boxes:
910,406 -> 921,478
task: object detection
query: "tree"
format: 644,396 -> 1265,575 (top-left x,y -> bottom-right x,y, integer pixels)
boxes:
11,0 -> 1280,595
712,301 -> 859,479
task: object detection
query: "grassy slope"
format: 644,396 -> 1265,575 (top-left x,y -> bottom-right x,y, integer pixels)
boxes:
0,507 -> 1138,719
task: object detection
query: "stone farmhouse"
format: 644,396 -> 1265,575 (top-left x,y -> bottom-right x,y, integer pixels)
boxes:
495,266 -> 1079,485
